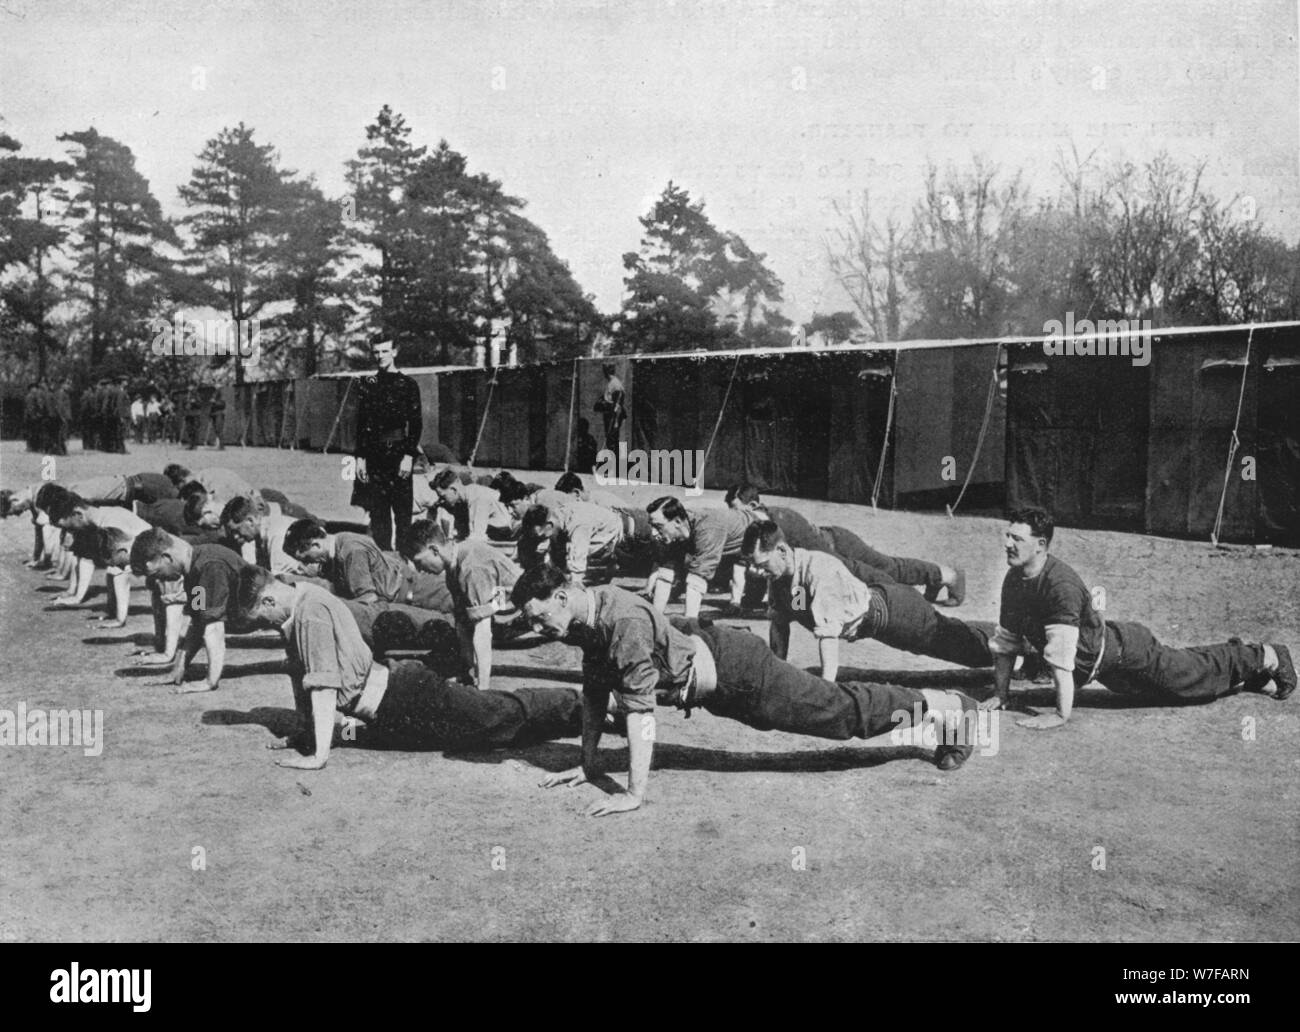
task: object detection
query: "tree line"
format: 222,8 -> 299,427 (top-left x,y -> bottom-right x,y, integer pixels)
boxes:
3,114 -> 1297,393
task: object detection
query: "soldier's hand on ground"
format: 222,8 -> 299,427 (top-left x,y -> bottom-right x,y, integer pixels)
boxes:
588,793 -> 642,817
979,693 -> 1006,711
540,766 -> 588,790
276,753 -> 326,770
1017,712 -> 1067,730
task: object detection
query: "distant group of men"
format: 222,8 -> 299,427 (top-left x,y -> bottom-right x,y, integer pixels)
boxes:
22,377 -> 224,455
22,377 -> 74,455
7,336 -> 1293,818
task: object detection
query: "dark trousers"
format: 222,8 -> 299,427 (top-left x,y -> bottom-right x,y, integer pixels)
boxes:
182,414 -> 200,449
372,660 -> 582,750
1094,621 -> 1266,703
857,584 -> 994,667
208,411 -> 226,448
683,621 -> 926,740
343,599 -> 454,650
364,455 -> 414,552
820,525 -> 943,591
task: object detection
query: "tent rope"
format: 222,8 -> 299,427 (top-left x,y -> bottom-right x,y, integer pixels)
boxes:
700,354 -> 743,474
322,376 -> 354,453
946,342 -> 1002,518
563,358 -> 579,472
468,365 -> 500,468
1210,325 -> 1255,547
870,370 -> 898,510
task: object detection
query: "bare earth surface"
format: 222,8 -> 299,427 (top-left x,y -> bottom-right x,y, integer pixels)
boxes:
1,440 -> 1297,942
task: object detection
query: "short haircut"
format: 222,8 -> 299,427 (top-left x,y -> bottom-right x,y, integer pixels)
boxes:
178,480 -> 207,502
647,496 -> 687,523
236,564 -> 278,620
489,470 -> 520,494
497,479 -> 533,506
220,496 -> 257,526
724,483 -> 762,507
1007,507 -> 1055,544
602,362 -> 616,376
554,472 -> 584,495
283,519 -> 328,556
510,561 -> 570,608
163,463 -> 191,486
98,526 -> 133,565
741,520 -> 784,557
520,504 -> 554,534
34,482 -> 70,513
398,518 -> 448,559
129,527 -> 176,572
48,493 -> 89,524
183,493 -> 208,527
430,468 -> 461,491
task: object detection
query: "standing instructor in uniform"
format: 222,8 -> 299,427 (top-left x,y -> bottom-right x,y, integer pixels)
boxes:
352,335 -> 423,551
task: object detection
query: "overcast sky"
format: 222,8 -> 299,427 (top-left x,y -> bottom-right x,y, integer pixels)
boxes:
2,0 -> 1297,323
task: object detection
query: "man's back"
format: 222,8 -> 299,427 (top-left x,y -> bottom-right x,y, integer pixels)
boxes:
332,531 -> 406,602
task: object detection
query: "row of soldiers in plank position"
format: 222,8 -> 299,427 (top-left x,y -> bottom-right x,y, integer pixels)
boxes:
3,461 -> 1294,816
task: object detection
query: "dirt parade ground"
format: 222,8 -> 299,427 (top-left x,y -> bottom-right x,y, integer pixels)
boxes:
1,440 -> 1297,942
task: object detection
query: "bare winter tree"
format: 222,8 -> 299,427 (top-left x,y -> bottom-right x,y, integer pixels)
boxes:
825,190 -> 908,342
1183,194 -> 1295,324
905,157 -> 1024,338
1089,152 -> 1205,322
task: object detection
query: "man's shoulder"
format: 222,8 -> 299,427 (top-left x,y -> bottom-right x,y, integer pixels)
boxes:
191,542 -> 246,569
797,547 -> 847,581
335,531 -> 376,553
1041,554 -> 1088,592
293,582 -> 348,620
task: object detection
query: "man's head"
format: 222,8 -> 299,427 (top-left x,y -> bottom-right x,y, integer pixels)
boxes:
1004,507 -> 1054,570
601,363 -> 616,379
99,526 -> 134,571
51,494 -> 92,531
741,520 -> 793,579
520,504 -> 557,543
496,478 -> 534,518
129,527 -> 187,579
33,482 -> 69,517
221,496 -> 261,544
724,483 -> 763,512
554,471 -> 584,497
510,562 -> 579,639
283,520 -> 330,565
370,335 -> 397,372
236,565 -> 297,627
646,496 -> 690,544
431,467 -> 465,507
399,519 -> 453,574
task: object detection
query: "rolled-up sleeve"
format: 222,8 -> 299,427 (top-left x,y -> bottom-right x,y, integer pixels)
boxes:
1042,624 -> 1080,672
989,625 -> 1024,656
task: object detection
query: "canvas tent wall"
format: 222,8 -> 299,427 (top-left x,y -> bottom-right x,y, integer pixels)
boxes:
1005,340 -> 1150,530
893,342 -> 1006,510
1144,323 -> 1300,545
1003,321 -> 1300,545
